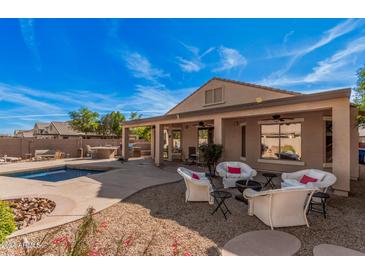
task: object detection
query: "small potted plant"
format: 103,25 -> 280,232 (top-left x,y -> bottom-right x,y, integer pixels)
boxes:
199,144 -> 223,177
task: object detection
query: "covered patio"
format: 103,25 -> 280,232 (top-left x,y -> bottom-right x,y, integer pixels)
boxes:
122,88 -> 358,196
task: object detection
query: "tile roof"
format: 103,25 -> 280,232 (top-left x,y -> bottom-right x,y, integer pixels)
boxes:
51,121 -> 83,136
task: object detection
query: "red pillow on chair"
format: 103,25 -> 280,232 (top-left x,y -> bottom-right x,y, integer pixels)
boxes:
228,166 -> 241,174
300,175 -> 317,184
192,173 -> 200,180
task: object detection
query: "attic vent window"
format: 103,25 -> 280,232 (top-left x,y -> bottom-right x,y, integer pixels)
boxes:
205,87 -> 223,105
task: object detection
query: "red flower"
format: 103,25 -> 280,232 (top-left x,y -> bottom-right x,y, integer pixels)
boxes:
183,251 -> 192,256
172,241 -> 178,255
123,238 -> 133,247
52,236 -> 67,245
99,221 -> 108,229
88,249 -> 102,256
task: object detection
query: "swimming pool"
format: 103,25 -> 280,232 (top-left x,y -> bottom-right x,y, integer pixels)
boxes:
6,167 -> 106,182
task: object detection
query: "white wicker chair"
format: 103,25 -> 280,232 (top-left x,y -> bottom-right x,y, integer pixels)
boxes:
216,161 -> 257,188
177,167 -> 214,205
243,187 -> 315,229
281,169 -> 336,192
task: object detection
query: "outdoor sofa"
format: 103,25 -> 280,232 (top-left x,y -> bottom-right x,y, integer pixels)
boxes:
216,161 -> 257,188
243,187 -> 315,229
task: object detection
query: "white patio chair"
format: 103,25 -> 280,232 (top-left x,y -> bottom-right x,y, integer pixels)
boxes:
216,161 -> 257,188
243,187 -> 315,229
281,169 -> 336,192
177,167 -> 214,205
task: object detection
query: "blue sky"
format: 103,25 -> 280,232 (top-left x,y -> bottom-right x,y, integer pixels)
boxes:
0,18 -> 365,134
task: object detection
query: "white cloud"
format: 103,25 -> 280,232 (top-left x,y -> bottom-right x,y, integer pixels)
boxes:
261,36 -> 365,88
176,43 -> 215,73
283,30 -> 295,44
214,46 -> 247,72
117,85 -> 196,115
177,57 -> 202,72
262,19 -> 365,87
19,19 -> 41,71
123,51 -> 169,83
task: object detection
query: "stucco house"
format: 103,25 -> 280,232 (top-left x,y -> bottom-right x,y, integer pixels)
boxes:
121,77 -> 359,196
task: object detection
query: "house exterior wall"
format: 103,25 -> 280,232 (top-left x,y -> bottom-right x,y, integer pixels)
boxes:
167,79 -> 295,115
350,106 -> 359,180
221,110 -> 330,173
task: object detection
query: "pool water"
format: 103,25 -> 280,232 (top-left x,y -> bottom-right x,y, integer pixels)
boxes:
7,167 -> 106,182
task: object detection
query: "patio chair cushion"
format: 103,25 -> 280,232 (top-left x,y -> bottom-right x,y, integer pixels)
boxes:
192,173 -> 200,180
307,170 -> 325,181
300,175 -> 317,184
228,166 -> 241,174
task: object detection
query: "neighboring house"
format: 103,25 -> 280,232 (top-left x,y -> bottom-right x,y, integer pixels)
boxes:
32,121 -> 83,139
14,129 -> 34,138
121,77 -> 359,197
32,121 -> 108,139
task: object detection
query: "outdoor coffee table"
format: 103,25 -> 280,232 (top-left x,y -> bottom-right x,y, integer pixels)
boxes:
262,172 -> 278,189
222,230 -> 301,256
313,244 -> 365,256
235,180 -> 262,203
210,190 -> 232,220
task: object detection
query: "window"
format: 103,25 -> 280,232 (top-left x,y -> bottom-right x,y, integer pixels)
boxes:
241,125 -> 246,158
198,128 -> 214,146
205,88 -> 223,105
260,123 -> 302,161
325,120 -> 332,163
205,89 -> 214,104
172,130 -> 182,153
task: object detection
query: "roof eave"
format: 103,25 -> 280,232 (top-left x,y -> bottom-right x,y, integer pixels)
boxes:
122,88 -> 351,126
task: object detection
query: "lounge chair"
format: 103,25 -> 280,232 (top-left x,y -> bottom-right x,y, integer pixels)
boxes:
243,187 -> 315,229
34,149 -> 57,161
216,161 -> 257,188
281,169 -> 336,192
177,167 -> 214,204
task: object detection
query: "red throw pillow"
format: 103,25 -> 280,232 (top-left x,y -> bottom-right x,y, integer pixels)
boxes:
228,166 -> 241,174
300,175 -> 318,184
192,173 -> 200,180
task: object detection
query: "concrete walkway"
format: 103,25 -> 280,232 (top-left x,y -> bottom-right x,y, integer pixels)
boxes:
0,158 -> 180,237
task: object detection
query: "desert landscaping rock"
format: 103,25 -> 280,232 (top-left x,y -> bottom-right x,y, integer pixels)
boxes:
7,198 -> 56,230
1,179 -> 365,256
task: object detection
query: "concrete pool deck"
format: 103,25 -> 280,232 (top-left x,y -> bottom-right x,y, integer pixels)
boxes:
0,158 -> 181,237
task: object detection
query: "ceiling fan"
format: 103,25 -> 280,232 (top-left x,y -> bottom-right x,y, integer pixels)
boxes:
193,121 -> 214,128
262,114 -> 295,122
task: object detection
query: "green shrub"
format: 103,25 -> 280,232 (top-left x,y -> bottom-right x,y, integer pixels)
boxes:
0,201 -> 17,244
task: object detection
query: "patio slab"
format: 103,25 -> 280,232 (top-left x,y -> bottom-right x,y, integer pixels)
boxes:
0,158 -> 180,237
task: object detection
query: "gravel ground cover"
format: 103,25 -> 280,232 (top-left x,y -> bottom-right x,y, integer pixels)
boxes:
1,178 -> 365,256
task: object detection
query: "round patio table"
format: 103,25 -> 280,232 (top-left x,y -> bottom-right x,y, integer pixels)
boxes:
313,244 -> 365,256
222,230 -> 301,256
235,180 -> 262,203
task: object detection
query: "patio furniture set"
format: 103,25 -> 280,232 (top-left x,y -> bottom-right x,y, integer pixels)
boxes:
177,162 -> 337,228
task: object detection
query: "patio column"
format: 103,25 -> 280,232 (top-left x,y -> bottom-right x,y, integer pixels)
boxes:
151,126 -> 155,159
154,123 -> 164,166
167,126 -> 173,161
332,102 -> 351,196
122,127 -> 129,161
214,117 -> 223,144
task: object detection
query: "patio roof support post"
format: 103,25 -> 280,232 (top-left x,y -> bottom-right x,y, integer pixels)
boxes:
154,123 -> 164,166
167,126 -> 173,161
332,102 -> 351,196
151,126 -> 155,159
122,127 -> 129,161
214,117 -> 223,145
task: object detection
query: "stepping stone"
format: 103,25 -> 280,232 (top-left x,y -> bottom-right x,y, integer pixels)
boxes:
222,230 -> 301,256
313,244 -> 365,256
